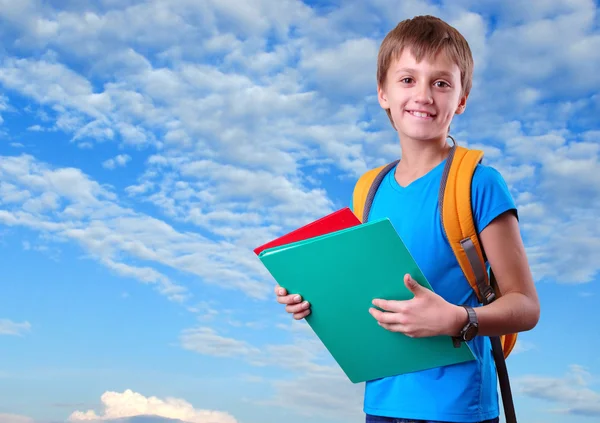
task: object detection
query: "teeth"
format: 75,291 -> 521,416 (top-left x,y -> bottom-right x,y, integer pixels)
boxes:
411,111 -> 430,118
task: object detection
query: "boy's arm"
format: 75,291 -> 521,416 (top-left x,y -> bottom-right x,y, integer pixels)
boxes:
450,210 -> 540,337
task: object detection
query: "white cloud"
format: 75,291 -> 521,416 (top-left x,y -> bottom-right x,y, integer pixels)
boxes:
0,414 -> 35,423
0,154 -> 276,301
0,56 -> 111,118
0,152 -> 310,300
22,191 -> 61,213
0,319 -> 31,336
186,301 -> 219,320
509,135 -> 600,284
300,37 -> 378,98
365,0 -> 442,30
264,372 -> 364,421
179,327 -> 260,358
178,319 -> 364,419
0,182 -> 31,204
458,118 -> 600,285
486,3 -> 600,100
0,94 -> 9,124
511,339 -> 536,354
0,47 -> 374,281
0,155 -> 115,206
491,0 -> 595,25
515,365 -> 600,417
179,320 -> 337,371
68,389 -> 237,423
103,154 -> 132,170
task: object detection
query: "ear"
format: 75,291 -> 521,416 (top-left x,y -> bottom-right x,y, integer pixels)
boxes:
455,92 -> 469,115
377,83 -> 389,110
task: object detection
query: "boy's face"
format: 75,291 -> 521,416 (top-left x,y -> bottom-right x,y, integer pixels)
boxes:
378,47 -> 468,144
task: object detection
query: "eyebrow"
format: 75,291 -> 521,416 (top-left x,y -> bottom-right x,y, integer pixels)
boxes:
395,68 -> 455,79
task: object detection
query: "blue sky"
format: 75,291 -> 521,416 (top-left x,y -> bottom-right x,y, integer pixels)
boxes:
0,1 -> 599,422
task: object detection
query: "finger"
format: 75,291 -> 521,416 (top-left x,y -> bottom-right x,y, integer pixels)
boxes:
293,308 -> 311,320
369,307 -> 405,325
274,285 -> 287,296
404,274 -> 426,296
372,299 -> 405,313
379,322 -> 414,336
276,293 -> 302,305
286,301 -> 310,314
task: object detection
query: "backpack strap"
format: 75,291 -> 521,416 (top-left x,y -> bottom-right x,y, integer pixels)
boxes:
352,160 -> 399,223
439,144 -> 517,358
439,145 -> 495,304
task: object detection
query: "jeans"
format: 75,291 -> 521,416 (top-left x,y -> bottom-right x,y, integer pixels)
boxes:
365,415 -> 500,423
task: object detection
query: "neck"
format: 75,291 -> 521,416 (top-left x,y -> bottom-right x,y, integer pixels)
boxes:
396,134 -> 452,172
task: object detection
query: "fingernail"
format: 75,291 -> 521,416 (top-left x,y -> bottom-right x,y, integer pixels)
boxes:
302,301 -> 309,309
294,295 -> 301,302
279,289 -> 284,295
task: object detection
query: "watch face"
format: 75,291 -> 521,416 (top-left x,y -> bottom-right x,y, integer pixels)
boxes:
464,324 -> 478,341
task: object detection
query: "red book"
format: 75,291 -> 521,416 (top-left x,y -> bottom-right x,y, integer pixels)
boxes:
253,207 -> 361,255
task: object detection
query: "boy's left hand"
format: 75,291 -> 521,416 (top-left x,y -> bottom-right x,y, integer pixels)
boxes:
369,274 -> 464,338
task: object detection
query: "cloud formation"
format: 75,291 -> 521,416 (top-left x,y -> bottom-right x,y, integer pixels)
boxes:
68,390 -> 237,423
516,365 -> 600,417
0,414 -> 35,423
0,2 -> 599,423
103,154 -> 132,170
0,0 -> 597,295
179,321 -> 363,418
0,153 -> 273,301
0,319 -> 31,336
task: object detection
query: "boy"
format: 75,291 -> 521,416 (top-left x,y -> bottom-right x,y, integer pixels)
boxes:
274,15 -> 540,423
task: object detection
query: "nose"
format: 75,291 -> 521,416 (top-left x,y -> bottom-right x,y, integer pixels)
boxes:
414,81 -> 433,104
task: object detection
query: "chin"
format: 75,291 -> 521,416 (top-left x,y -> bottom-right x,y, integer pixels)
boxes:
399,130 -> 442,142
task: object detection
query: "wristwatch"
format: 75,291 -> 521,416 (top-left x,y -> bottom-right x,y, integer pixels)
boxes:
452,305 -> 478,347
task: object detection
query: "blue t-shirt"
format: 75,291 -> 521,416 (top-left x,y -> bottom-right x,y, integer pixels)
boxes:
356,157 -> 517,422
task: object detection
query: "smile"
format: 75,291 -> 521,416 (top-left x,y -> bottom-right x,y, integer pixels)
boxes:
406,110 -> 435,119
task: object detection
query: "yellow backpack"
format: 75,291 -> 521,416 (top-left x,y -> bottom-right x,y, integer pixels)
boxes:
351,143 -> 517,359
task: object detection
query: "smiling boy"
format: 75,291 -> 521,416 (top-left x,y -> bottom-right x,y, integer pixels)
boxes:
275,15 -> 540,423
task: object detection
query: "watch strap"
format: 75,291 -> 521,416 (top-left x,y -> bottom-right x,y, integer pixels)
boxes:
452,305 -> 478,347
463,305 -> 477,326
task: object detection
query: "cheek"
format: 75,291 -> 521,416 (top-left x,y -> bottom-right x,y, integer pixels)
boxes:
389,95 -> 408,112
438,101 -> 458,118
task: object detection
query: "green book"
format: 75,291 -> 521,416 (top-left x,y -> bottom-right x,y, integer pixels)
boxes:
259,217 -> 475,383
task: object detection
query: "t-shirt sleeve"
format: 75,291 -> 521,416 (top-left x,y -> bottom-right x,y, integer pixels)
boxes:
471,164 -> 518,234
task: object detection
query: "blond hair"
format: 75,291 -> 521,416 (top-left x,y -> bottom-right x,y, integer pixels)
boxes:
377,15 -> 474,128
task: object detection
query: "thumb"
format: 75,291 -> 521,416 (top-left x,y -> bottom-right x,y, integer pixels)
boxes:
404,274 -> 423,295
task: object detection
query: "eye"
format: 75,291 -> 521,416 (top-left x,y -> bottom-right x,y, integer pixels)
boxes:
434,81 -> 450,88
400,77 -> 413,84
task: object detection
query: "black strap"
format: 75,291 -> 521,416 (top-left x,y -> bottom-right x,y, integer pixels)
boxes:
460,238 -> 496,303
484,270 -> 517,423
491,334 -> 517,423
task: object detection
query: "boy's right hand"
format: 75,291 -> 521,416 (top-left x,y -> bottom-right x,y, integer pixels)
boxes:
274,284 -> 311,320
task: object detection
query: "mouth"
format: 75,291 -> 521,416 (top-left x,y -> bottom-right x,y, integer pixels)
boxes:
406,110 -> 435,119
